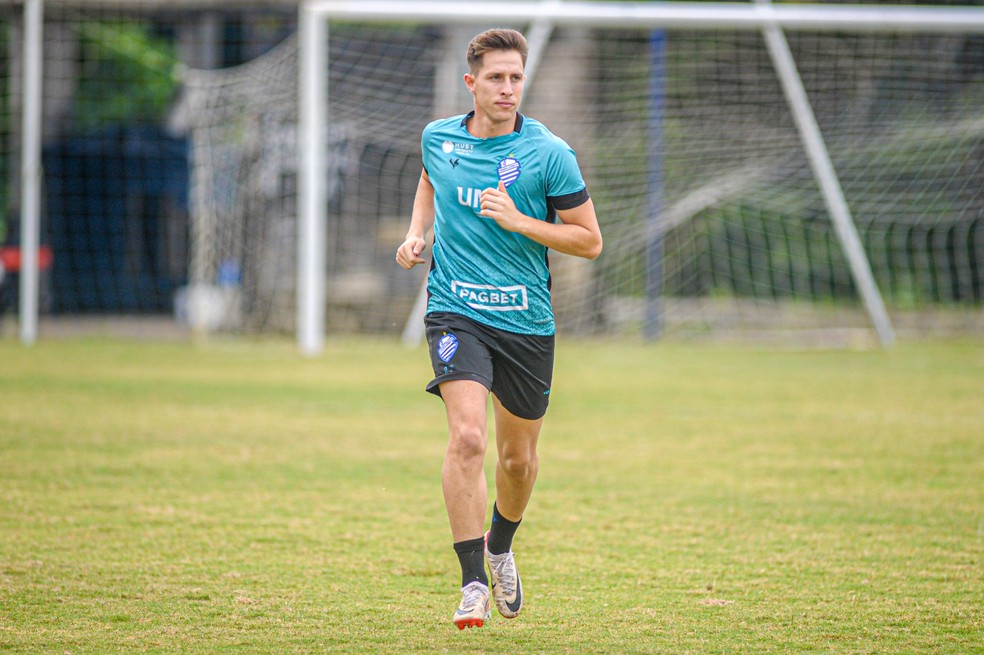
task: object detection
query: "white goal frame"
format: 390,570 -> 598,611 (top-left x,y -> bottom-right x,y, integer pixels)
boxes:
295,0 -> 984,355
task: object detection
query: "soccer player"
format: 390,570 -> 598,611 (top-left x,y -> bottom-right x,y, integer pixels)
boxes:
395,28 -> 602,629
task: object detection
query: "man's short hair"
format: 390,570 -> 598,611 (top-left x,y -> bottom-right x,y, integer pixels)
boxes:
466,29 -> 529,75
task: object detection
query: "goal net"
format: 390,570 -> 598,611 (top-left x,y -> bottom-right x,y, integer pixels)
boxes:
188,2 -> 984,344
182,34 -> 299,333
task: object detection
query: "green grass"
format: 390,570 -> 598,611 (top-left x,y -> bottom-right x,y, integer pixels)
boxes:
1,336 -> 982,654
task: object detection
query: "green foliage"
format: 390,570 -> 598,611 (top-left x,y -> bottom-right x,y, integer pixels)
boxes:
74,20 -> 180,132
1,337 -> 981,653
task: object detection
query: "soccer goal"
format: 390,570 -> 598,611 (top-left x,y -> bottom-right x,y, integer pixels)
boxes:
289,0 -> 984,353
10,2 -> 984,351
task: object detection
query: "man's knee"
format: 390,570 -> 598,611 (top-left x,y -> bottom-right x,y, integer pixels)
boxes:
447,424 -> 487,462
499,448 -> 538,480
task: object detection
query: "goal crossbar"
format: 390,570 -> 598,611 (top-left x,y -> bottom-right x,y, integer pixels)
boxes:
303,1 -> 984,33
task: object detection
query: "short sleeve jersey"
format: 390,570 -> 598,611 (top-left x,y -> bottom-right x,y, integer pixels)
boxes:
421,112 -> 589,336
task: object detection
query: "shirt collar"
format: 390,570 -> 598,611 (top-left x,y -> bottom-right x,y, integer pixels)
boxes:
460,111 -> 524,134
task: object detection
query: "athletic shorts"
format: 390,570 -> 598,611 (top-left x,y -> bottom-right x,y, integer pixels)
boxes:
424,311 -> 555,420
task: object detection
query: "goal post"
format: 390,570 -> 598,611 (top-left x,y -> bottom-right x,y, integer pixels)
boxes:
17,0 -> 42,346
753,0 -> 895,345
299,0 -> 984,352
298,5 -> 327,356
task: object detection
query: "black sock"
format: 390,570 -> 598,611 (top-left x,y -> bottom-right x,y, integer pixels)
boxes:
486,503 -> 521,555
453,537 -> 488,587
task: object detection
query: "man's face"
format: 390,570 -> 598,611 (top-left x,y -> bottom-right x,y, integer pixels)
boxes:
466,49 -> 526,125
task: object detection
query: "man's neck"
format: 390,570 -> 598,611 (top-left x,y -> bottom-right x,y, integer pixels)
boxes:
467,111 -> 518,139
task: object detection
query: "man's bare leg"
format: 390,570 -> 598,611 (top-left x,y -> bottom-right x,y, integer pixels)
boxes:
491,394 -> 542,524
440,379 -> 495,629
439,379 -> 491,542
483,395 -> 541,619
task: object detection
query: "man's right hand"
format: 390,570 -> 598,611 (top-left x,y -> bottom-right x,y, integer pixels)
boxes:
395,235 -> 427,270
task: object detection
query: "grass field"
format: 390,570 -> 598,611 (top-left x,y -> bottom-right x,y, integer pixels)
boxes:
1,336 -> 982,654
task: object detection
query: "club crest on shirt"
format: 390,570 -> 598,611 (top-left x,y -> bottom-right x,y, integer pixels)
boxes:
497,157 -> 521,187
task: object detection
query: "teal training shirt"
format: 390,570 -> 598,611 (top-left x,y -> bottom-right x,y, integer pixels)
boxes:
422,112 -> 589,336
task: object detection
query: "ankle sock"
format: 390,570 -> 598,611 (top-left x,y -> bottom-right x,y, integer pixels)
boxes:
486,502 -> 521,555
453,537 -> 488,587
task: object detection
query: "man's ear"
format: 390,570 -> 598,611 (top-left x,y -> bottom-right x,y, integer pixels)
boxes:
463,73 -> 475,94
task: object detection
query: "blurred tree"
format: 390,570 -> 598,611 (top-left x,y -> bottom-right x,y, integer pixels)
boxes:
74,20 -> 180,133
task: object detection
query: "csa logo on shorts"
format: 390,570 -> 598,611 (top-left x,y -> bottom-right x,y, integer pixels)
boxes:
497,157 -> 521,188
437,332 -> 459,363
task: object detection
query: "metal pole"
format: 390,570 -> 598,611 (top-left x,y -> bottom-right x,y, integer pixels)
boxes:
298,4 -> 327,356
522,0 -> 558,89
756,0 -> 895,346
644,30 -> 666,340
19,0 -> 43,346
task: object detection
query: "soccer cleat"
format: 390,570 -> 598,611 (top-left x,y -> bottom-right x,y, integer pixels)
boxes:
485,531 -> 523,619
453,581 -> 491,630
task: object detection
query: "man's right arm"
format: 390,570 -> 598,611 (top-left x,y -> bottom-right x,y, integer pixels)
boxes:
395,169 -> 435,270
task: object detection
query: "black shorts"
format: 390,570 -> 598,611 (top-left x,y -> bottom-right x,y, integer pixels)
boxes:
424,312 -> 555,420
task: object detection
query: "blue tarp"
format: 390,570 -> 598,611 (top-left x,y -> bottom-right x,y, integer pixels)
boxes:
43,125 -> 189,313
